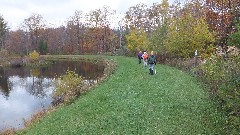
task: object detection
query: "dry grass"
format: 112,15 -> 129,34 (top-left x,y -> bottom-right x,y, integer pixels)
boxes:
23,107 -> 57,128
0,129 -> 16,135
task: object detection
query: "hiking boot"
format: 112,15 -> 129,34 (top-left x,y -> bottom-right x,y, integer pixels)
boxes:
149,69 -> 154,75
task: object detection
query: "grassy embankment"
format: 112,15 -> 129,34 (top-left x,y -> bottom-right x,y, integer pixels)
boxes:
18,55 -> 226,134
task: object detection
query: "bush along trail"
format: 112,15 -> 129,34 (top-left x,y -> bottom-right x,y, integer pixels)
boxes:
18,56 -> 226,134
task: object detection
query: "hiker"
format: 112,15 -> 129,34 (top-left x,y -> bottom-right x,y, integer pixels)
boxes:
148,51 -> 156,75
137,51 -> 143,64
142,51 -> 148,67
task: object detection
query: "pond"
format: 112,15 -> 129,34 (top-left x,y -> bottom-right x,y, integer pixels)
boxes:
0,60 -> 105,132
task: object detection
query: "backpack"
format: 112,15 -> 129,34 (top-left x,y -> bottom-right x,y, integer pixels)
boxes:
148,55 -> 155,64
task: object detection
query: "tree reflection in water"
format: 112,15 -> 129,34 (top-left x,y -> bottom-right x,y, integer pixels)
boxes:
0,60 -> 104,98
0,60 -> 104,131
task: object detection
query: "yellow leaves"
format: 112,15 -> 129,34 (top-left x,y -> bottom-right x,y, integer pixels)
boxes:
126,29 -> 148,53
161,0 -> 169,8
29,50 -> 40,61
165,14 -> 215,58
31,68 -> 40,77
53,70 -> 83,104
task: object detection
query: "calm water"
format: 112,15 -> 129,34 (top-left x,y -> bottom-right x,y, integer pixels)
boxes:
0,60 -> 104,131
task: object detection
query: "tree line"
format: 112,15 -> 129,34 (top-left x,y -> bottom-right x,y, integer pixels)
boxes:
1,6 -> 117,55
0,0 -> 239,57
125,0 -> 240,58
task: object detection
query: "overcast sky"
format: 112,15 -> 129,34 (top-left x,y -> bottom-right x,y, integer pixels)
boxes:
0,0 -> 175,30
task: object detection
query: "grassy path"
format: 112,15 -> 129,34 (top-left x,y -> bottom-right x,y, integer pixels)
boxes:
19,56 -> 225,134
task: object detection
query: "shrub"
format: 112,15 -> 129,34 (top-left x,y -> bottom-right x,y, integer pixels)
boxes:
0,49 -> 10,57
228,22 -> 240,48
52,70 -> 83,104
219,74 -> 240,112
197,55 -> 240,133
199,56 -> 226,82
29,50 -> 40,61
218,73 -> 240,134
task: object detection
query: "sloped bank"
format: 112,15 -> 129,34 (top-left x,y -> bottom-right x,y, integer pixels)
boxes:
42,55 -> 117,105
1,55 -> 116,135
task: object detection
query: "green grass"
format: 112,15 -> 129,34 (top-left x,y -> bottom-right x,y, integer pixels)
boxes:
18,56 -> 226,134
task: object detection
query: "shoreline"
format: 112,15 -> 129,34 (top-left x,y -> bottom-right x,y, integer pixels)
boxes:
0,55 -> 117,135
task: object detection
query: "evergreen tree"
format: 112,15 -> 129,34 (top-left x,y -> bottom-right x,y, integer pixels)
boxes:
0,15 -> 8,50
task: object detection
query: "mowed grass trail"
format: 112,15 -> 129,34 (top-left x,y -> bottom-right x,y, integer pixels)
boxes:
19,56 -> 225,134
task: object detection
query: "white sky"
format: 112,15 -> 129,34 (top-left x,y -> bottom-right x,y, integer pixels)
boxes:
0,0 -> 175,30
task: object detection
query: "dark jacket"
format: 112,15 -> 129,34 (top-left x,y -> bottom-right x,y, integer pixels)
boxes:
138,53 -> 143,59
148,55 -> 156,64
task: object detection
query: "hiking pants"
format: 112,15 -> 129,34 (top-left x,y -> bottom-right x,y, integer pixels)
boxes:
149,64 -> 154,75
143,59 -> 148,67
138,58 -> 141,64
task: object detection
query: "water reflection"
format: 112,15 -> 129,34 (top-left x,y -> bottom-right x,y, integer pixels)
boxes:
0,60 -> 104,131
0,76 -> 53,131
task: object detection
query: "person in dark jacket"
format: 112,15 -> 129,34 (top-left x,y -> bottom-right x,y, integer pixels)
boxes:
137,51 -> 143,64
148,51 -> 156,75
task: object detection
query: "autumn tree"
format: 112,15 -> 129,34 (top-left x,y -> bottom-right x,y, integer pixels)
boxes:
125,3 -> 149,31
149,19 -> 169,54
148,0 -> 171,54
124,1 -> 173,54
101,6 -> 116,52
67,10 -> 86,54
0,15 -> 8,50
126,29 -> 148,54
124,0 -> 172,34
228,22 -> 240,48
65,20 -> 77,54
147,0 -> 170,31
87,8 -> 103,28
46,27 -> 66,54
206,0 -> 240,47
86,6 -> 115,53
165,14 -> 215,58
5,30 -> 26,54
22,13 -> 46,52
178,0 -> 205,17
